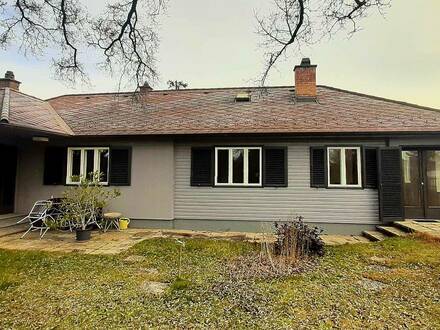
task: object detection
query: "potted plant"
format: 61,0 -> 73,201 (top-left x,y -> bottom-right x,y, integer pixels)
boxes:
60,172 -> 120,241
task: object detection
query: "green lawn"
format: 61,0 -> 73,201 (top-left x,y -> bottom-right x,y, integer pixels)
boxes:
0,236 -> 439,329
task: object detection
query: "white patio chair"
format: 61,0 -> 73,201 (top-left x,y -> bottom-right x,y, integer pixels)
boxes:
19,200 -> 54,239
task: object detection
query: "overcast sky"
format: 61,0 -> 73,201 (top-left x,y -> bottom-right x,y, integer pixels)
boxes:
1,0 -> 439,108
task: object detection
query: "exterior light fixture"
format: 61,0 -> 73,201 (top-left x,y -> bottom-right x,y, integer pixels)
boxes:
32,136 -> 49,142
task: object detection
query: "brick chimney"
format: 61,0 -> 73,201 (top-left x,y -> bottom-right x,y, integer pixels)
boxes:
0,71 -> 21,91
294,58 -> 317,101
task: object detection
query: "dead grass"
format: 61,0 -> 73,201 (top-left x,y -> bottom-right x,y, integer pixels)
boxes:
414,231 -> 440,243
0,237 -> 438,329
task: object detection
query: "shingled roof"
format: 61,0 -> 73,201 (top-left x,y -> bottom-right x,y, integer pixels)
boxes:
0,87 -> 73,135
44,85 -> 440,136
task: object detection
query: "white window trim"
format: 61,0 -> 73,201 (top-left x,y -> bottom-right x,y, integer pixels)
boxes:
327,146 -> 362,188
66,147 -> 110,185
214,147 -> 262,186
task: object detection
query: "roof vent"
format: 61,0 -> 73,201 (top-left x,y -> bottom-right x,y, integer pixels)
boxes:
140,81 -> 153,93
235,92 -> 251,102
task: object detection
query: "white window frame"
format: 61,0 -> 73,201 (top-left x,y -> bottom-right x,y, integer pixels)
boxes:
327,146 -> 362,188
214,147 -> 262,186
66,147 -> 110,185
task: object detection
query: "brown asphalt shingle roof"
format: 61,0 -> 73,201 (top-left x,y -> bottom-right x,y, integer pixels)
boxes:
45,85 -> 440,136
0,88 -> 73,135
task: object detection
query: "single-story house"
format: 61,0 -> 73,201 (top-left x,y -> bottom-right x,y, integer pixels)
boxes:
1,59 -> 440,235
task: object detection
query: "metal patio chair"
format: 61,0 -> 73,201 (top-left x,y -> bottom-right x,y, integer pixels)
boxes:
19,200 -> 54,239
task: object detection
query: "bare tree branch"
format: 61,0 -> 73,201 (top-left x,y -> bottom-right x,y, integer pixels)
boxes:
0,0 -> 165,87
256,0 -> 391,86
1,0 -> 390,89
90,0 -> 165,88
256,0 -> 307,86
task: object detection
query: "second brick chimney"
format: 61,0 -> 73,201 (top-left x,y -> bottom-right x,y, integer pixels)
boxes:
0,71 -> 21,91
294,58 -> 317,101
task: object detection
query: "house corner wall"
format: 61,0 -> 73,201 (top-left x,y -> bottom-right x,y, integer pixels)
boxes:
14,141 -> 175,221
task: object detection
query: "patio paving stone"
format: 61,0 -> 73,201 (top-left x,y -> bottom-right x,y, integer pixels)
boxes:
0,228 -> 374,255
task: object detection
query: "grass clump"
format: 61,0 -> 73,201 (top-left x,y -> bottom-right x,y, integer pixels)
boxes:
170,277 -> 190,291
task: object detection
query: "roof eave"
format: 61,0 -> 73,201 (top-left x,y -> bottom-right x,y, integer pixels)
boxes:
67,130 -> 440,139
0,122 -> 74,137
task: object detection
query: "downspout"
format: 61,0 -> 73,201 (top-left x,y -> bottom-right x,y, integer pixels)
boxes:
0,87 -> 10,123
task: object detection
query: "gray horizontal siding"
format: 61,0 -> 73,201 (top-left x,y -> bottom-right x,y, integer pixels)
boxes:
175,141 -> 385,225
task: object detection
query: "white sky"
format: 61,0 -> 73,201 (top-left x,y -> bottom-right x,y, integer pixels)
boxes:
1,0 -> 440,108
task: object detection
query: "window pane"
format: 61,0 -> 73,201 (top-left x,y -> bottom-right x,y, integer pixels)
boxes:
425,151 -> 440,207
345,149 -> 359,185
402,150 -> 422,207
85,150 -> 95,180
71,150 -> 81,182
217,150 -> 229,183
232,149 -> 244,183
99,149 -> 109,183
248,149 -> 260,184
329,149 -> 341,184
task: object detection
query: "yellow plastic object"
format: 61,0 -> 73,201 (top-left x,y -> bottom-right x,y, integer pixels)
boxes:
119,217 -> 130,230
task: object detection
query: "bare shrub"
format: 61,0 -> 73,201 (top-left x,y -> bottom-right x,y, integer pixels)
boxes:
273,216 -> 324,260
222,217 -> 323,280
226,253 -> 317,280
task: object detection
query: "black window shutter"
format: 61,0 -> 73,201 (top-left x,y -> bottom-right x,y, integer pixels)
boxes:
109,147 -> 131,186
43,147 -> 67,185
378,148 -> 403,222
364,147 -> 378,189
264,147 -> 287,187
310,147 -> 326,187
191,147 -> 213,186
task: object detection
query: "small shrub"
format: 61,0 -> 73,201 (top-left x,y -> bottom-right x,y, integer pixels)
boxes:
273,216 -> 324,260
60,171 -> 121,230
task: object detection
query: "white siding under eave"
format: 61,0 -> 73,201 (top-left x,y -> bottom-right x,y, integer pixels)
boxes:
174,142 -> 383,225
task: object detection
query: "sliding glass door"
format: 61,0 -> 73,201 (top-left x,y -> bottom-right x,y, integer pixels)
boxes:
402,149 -> 440,219
424,150 -> 440,218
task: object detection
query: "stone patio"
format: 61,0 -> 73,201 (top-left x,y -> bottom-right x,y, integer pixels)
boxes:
0,226 -> 372,255
320,234 -> 370,245
0,228 -> 277,255
0,230 -> 148,255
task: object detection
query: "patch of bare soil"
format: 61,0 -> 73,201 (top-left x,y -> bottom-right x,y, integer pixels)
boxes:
358,278 -> 389,292
369,256 -> 389,264
140,281 -> 169,296
366,264 -> 390,272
